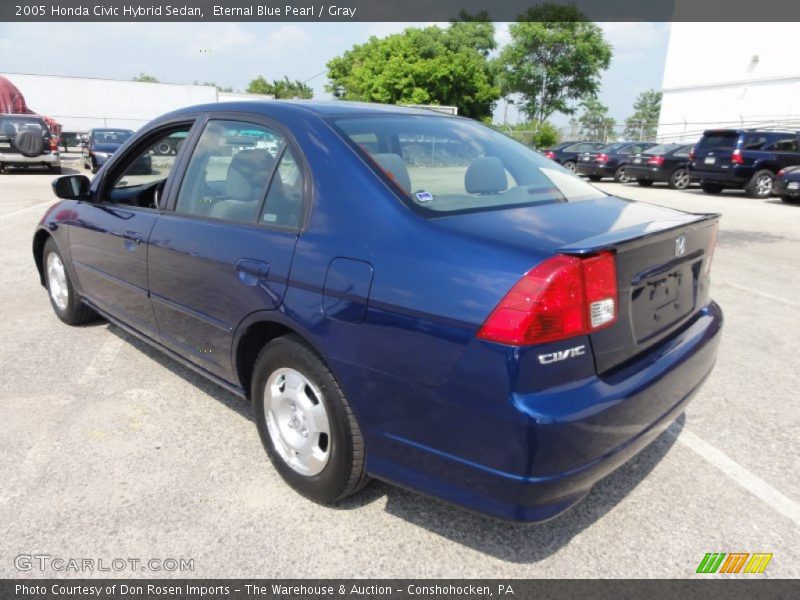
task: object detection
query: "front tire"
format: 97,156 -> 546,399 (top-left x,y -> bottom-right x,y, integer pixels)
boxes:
745,169 -> 774,199
252,335 -> 369,504
669,168 -> 690,190
562,160 -> 576,173
43,238 -> 98,325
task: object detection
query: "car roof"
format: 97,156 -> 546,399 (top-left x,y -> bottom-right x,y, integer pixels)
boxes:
159,99 -> 459,121
702,129 -> 797,136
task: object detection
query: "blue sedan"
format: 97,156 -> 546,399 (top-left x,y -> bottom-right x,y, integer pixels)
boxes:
33,101 -> 723,522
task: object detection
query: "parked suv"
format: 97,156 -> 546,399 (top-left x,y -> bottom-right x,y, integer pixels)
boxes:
0,114 -> 61,173
542,141 -> 605,172
689,129 -> 800,198
576,141 -> 657,182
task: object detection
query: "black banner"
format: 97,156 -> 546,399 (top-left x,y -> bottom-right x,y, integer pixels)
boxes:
3,580 -> 800,600
1,0 -> 799,22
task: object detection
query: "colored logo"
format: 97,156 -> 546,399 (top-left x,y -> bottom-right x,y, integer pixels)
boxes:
696,552 -> 773,574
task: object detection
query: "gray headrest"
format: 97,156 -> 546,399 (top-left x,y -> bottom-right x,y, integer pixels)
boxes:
373,153 -> 412,193
465,156 -> 507,194
226,149 -> 275,201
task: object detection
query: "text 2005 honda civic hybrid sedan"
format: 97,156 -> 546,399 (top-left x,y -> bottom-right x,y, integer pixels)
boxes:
33,101 -> 722,522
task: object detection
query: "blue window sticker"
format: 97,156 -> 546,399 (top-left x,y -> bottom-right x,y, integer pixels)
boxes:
415,191 -> 433,203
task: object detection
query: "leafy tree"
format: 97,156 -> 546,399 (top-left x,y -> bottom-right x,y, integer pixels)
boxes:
132,73 -> 159,83
498,3 -> 612,125
194,81 -> 234,93
623,90 -> 662,140
246,76 -> 312,98
500,120 -> 560,149
578,97 -> 616,142
246,76 -> 313,99
325,23 -> 500,120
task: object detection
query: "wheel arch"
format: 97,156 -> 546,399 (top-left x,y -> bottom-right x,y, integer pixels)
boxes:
232,313 -> 326,400
32,228 -> 51,287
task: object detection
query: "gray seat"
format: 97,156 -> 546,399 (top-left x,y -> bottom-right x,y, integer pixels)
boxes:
211,149 -> 275,222
373,153 -> 412,193
465,156 -> 507,195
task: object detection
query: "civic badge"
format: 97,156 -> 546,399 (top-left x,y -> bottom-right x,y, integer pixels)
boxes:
675,235 -> 687,257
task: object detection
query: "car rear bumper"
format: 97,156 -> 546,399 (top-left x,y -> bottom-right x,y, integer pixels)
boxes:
626,165 -> 670,182
0,152 -> 60,166
576,163 -> 615,177
773,178 -> 800,196
689,165 -> 752,187
363,301 -> 723,522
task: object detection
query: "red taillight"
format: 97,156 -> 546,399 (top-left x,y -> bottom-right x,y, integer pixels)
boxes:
731,149 -> 743,164
596,153 -> 609,163
49,138 -> 58,152
688,148 -> 696,160
777,169 -> 786,177
544,150 -> 555,159
477,252 -> 617,346
647,155 -> 665,166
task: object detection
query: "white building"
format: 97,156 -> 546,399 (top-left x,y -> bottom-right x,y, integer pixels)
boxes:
657,22 -> 800,143
0,72 -> 273,133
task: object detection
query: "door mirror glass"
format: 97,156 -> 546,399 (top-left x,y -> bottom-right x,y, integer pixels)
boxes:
52,175 -> 91,200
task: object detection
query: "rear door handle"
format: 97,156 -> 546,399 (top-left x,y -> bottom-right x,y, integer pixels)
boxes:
235,259 -> 270,287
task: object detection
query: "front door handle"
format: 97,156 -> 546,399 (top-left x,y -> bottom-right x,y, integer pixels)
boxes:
123,231 -> 143,244
235,259 -> 270,287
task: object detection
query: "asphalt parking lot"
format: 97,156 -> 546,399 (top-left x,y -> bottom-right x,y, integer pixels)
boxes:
1,156 -> 798,579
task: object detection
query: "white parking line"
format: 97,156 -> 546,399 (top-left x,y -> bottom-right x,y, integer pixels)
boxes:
0,201 -> 55,221
717,281 -> 800,309
669,425 -> 800,528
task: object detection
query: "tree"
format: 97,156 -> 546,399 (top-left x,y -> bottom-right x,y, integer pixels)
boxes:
132,73 -> 159,83
623,89 -> 662,140
246,76 -> 313,99
325,23 -> 500,120
498,4 -> 612,125
578,97 -> 615,142
500,120 -> 560,149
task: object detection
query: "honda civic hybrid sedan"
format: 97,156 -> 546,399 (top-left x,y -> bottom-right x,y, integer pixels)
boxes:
34,101 -> 722,522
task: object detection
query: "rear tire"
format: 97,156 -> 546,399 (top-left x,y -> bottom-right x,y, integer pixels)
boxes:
745,169 -> 774,199
43,238 -> 98,325
252,335 -> 369,504
701,183 -> 724,195
669,168 -> 690,190
636,180 -> 653,187
562,160 -> 576,173
614,166 -> 631,183
588,175 -> 602,182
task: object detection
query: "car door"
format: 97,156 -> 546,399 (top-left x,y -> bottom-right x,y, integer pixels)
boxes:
67,123 -> 196,337
147,116 -> 305,381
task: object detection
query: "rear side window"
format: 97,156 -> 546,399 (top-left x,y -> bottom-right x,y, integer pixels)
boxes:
673,146 -> 693,158
645,144 -> 681,155
766,137 -> 799,152
175,119 -> 289,225
697,133 -> 738,151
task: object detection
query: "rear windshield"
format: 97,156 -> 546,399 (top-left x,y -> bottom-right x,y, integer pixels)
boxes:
598,142 -> 627,153
331,115 -> 606,215
644,144 -> 682,155
93,130 -> 133,143
697,133 -> 738,151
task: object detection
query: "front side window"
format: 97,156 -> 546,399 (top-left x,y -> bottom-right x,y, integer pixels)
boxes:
113,128 -> 190,191
332,115 -> 605,215
175,120 -> 286,223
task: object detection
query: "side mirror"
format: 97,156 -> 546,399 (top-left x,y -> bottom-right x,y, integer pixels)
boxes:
52,175 -> 91,200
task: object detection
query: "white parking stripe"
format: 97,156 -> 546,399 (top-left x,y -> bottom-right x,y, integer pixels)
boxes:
669,425 -> 800,528
717,281 -> 800,309
0,200 -> 55,221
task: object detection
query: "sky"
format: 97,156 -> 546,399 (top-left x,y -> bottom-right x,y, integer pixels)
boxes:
0,21 -> 671,128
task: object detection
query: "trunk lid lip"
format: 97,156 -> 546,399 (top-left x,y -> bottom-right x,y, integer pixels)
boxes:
557,212 -> 720,255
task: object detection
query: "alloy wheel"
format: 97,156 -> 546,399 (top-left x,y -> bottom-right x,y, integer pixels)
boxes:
47,252 -> 69,311
264,367 -> 331,476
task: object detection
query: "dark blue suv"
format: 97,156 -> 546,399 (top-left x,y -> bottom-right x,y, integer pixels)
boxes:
34,101 -> 723,522
689,129 -> 800,198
